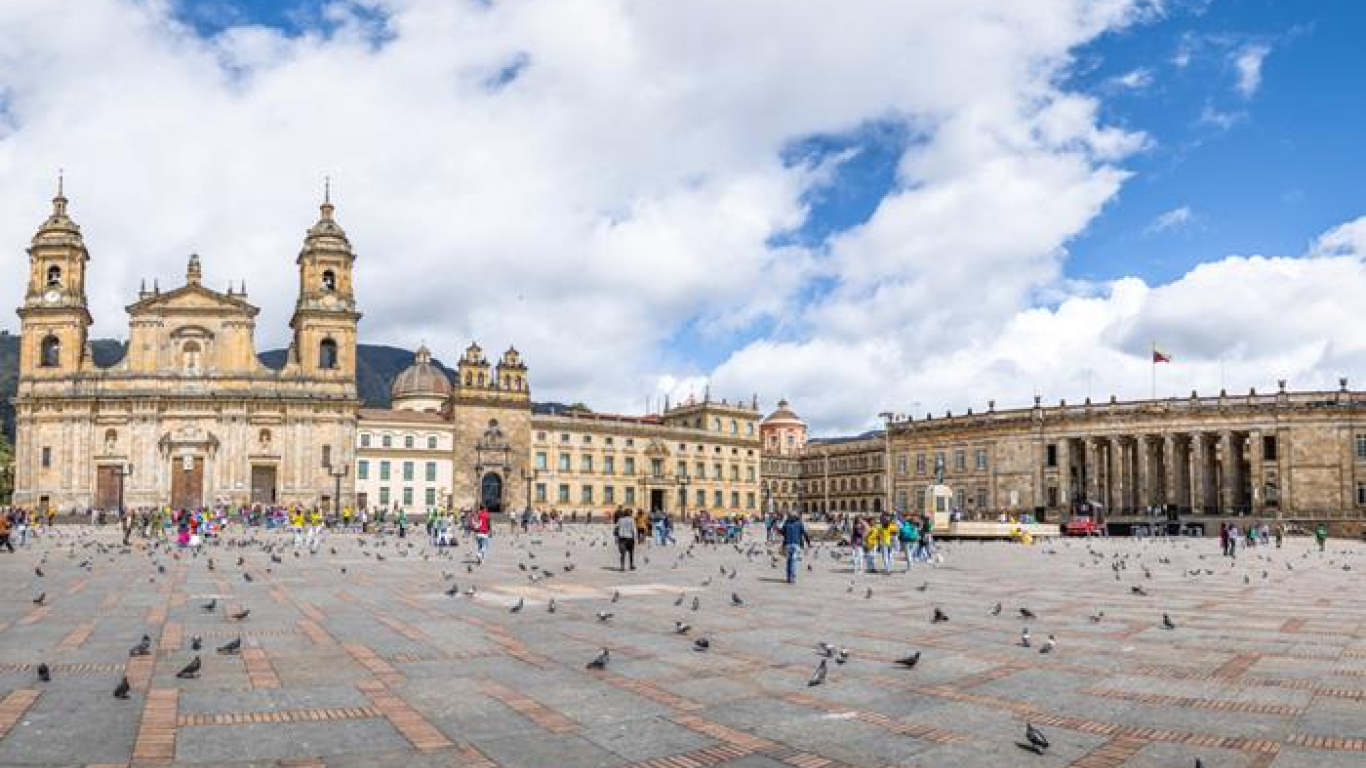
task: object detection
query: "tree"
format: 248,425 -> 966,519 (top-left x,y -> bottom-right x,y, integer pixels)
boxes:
0,432 -> 12,505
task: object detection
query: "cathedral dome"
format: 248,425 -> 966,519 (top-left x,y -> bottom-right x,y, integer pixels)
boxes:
391,346 -> 451,402
762,399 -> 803,426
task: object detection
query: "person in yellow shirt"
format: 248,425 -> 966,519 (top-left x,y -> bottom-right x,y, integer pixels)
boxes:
290,508 -> 305,547
876,514 -> 896,572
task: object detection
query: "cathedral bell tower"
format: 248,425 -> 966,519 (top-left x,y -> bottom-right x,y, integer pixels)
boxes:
289,180 -> 361,380
17,175 -> 92,377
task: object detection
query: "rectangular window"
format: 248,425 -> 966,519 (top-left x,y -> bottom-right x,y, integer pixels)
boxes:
624,487 -> 636,505
696,489 -> 706,507
379,461 -> 391,481
954,488 -> 966,509
427,435 -> 437,450
897,454 -> 908,476
730,465 -> 739,481
583,434 -> 593,444
560,433 -> 570,443
402,461 -> 414,481
1046,444 -> 1058,468
954,450 -> 966,472
730,491 -> 740,508
382,435 -> 392,448
535,483 -> 547,503
695,461 -> 705,479
651,458 -> 664,476
402,487 -> 413,506
425,488 -> 436,507
746,466 -> 755,481
624,457 -> 636,475
425,462 -> 436,482
357,460 -> 369,480
404,435 -> 414,449
975,449 -> 987,471
581,485 -> 594,503
604,456 -> 615,475
535,452 -> 548,470
1358,482 -> 1366,506
379,487 -> 390,505
558,453 -> 570,471
360,434 -> 371,448
321,445 -> 332,468
713,463 -> 723,480
934,452 -> 945,473
558,484 -> 570,503
1263,435 -> 1278,461
896,490 -> 908,510
677,460 -> 688,477
42,446 -> 52,468
604,486 -> 615,504
916,454 -> 926,475
605,436 -> 614,446
975,487 -> 987,507
746,492 -> 755,509
536,431 -> 546,442
1356,434 -> 1366,461
626,438 -> 634,447
581,454 -> 593,473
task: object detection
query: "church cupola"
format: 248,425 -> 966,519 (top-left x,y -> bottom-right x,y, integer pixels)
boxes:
18,174 -> 92,376
288,179 -> 361,381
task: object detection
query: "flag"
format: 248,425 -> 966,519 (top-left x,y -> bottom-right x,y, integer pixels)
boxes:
1152,346 -> 1171,364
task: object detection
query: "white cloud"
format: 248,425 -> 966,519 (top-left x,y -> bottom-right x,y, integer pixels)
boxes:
1110,67 -> 1153,91
0,0 -> 1177,431
1234,42 -> 1271,97
1145,205 -> 1193,234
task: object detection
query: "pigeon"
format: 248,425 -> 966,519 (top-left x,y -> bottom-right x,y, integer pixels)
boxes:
731,592 -> 744,607
444,583 -> 460,597
1019,607 -> 1036,620
1040,634 -> 1056,654
674,593 -> 685,607
34,567 -> 44,577
242,573 -> 253,582
835,648 -> 850,665
1026,722 -> 1049,751
202,599 -> 217,612
129,634 -> 152,657
675,621 -> 691,634
916,582 -> 929,592
217,638 -> 241,655
990,602 -> 1002,616
547,598 -> 557,614
865,586 -> 874,599
113,676 -> 131,699
894,651 -> 921,669
1161,613 -> 1176,630
33,592 -> 46,605
1089,611 -> 1105,624
586,648 -> 610,669
691,596 -> 701,611
1020,628 -> 1031,648
808,658 -> 828,687
1131,585 -> 1148,596
817,642 -> 836,658
611,590 -> 621,603
36,663 -> 51,682
932,607 -> 949,623
510,598 -> 524,614
191,635 -> 202,651
596,611 -> 614,622
176,656 -> 201,679
693,638 -> 711,651
230,608 -> 250,621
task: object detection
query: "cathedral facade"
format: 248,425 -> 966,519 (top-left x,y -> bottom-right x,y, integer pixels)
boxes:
10,186 -> 361,511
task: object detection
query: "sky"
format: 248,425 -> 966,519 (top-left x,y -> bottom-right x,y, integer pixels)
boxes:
1,0 -> 1365,435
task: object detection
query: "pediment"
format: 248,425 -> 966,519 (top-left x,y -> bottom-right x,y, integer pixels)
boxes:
127,283 -> 259,318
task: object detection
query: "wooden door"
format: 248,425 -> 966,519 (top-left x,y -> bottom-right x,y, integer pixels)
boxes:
250,465 -> 277,505
170,457 -> 204,510
95,466 -> 120,510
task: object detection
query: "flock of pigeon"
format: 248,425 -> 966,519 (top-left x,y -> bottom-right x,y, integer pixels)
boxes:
10,523 -> 1361,767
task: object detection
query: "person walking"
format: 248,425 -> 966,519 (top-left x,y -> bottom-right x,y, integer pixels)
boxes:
781,511 -> 811,584
849,517 -> 867,575
473,506 -> 492,563
898,514 -> 919,571
1315,523 -> 1328,553
0,513 -> 13,553
615,508 -> 638,571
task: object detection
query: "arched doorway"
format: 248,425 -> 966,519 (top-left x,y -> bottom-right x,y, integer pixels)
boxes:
480,472 -> 504,514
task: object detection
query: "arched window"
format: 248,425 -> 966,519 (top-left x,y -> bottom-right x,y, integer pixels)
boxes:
39,335 -> 60,367
322,269 -> 336,292
258,429 -> 272,448
182,340 -> 202,373
46,265 -> 62,287
319,338 -> 338,369
104,429 -> 117,454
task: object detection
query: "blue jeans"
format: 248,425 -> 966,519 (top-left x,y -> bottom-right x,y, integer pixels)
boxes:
785,544 -> 800,583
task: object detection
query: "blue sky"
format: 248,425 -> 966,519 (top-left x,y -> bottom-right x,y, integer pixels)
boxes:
6,0 -> 1366,431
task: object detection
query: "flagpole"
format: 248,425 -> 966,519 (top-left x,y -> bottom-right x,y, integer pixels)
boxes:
1151,342 -> 1156,400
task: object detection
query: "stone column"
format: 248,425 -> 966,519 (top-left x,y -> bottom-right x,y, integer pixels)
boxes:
1109,436 -> 1127,514
1057,438 -> 1072,511
1134,435 -> 1149,511
1190,433 -> 1208,514
1222,431 -> 1243,514
1085,437 -> 1102,509
1163,433 -> 1185,510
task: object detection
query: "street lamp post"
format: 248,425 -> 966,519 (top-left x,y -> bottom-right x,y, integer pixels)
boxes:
328,463 -> 349,515
114,462 -> 134,514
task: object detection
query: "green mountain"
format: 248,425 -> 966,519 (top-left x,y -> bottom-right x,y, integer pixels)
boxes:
0,335 -> 454,442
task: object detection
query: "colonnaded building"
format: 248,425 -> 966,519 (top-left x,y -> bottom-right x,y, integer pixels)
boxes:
10,186 -> 360,511
760,391 -> 1366,535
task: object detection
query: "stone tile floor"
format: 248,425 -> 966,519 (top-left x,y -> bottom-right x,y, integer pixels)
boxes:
1,525 -> 1365,767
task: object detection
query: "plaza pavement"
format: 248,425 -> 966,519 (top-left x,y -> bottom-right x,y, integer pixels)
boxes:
1,525 -> 1365,767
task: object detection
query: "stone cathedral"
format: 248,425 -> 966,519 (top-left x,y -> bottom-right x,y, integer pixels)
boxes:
10,184 -> 361,511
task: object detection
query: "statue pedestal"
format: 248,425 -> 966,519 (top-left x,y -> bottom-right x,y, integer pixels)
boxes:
924,484 -> 954,529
